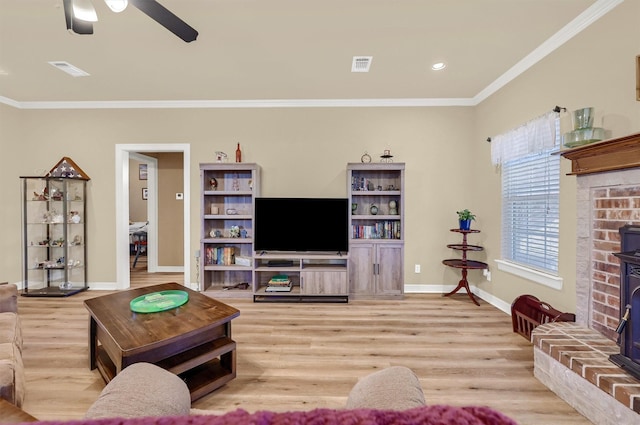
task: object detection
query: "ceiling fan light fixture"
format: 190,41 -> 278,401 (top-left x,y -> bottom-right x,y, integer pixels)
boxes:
105,0 -> 128,13
72,0 -> 98,22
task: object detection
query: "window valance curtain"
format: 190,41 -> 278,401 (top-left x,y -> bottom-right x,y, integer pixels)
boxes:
490,111 -> 558,165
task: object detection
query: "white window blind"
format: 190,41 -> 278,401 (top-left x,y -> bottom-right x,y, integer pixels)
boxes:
494,112 -> 560,274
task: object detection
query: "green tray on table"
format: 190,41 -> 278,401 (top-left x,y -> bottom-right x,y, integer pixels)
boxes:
130,290 -> 189,313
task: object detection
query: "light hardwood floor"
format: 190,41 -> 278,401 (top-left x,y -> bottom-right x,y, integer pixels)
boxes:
17,262 -> 592,424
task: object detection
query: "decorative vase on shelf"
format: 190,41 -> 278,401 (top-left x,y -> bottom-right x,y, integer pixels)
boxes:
370,204 -> 378,215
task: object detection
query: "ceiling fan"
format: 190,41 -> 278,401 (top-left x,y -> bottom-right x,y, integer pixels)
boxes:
62,0 -> 198,42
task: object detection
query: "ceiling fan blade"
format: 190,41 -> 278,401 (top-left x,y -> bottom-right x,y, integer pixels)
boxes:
129,0 -> 198,42
62,0 -> 94,35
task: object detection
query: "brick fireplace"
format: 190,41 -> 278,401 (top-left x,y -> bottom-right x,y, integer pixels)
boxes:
576,168 -> 640,338
569,134 -> 640,339
533,132 -> 640,424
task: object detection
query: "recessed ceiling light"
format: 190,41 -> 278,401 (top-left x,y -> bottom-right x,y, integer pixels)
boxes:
431,62 -> 446,71
48,61 -> 90,77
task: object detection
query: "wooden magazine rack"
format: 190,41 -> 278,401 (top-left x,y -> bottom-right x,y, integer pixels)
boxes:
511,294 -> 576,340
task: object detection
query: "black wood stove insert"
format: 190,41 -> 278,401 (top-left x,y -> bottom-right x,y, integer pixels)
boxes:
611,225 -> 640,379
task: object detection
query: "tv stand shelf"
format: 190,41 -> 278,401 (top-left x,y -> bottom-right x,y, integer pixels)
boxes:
253,253 -> 348,302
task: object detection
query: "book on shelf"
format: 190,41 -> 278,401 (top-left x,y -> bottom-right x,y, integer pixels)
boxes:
269,274 -> 290,283
205,246 -> 236,266
351,221 -> 401,239
235,256 -> 252,267
267,274 -> 292,291
267,279 -> 291,287
265,282 -> 292,292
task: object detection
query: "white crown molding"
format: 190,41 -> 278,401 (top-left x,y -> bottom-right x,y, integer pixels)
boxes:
474,0 -> 623,104
0,96 -> 20,108
0,97 -> 477,110
0,0 -> 621,110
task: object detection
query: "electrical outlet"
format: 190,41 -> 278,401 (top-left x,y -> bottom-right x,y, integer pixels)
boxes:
486,271 -> 492,281
414,264 -> 421,273
176,192 -> 184,200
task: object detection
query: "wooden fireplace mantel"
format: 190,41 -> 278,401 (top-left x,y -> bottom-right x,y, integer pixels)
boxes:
560,132 -> 640,176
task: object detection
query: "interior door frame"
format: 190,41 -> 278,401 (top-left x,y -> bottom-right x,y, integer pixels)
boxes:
115,144 -> 190,290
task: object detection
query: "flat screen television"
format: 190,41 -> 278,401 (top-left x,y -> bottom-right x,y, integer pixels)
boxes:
254,197 -> 349,254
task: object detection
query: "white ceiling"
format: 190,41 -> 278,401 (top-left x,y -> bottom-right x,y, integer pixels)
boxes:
0,0 -> 622,108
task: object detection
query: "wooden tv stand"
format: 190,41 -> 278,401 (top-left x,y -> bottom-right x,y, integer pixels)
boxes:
253,252 -> 349,302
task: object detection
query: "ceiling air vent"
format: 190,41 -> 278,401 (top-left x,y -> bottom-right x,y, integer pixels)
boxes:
351,56 -> 372,73
48,61 -> 90,77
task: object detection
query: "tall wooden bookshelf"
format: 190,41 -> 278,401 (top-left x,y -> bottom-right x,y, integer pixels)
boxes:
347,163 -> 405,299
199,163 -> 260,296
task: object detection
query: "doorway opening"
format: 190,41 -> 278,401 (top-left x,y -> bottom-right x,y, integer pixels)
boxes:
115,144 -> 191,290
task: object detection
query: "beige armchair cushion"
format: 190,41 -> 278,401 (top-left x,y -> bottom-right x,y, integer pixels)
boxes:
0,312 -> 22,352
84,362 -> 191,419
346,366 -> 426,410
0,284 -> 18,314
0,342 -> 25,407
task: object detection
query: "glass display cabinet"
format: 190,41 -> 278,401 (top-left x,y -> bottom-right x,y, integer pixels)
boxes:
21,176 -> 88,296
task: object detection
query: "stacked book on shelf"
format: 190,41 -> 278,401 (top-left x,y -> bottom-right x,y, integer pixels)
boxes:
266,274 -> 292,292
204,246 -> 235,265
352,221 -> 401,239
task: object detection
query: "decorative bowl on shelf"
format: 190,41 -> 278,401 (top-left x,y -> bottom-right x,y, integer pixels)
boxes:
562,127 -> 605,148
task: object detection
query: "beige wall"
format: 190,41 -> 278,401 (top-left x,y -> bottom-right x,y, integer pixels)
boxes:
129,158 -> 147,222
1,1 -> 638,313
473,0 -> 640,313
154,152 -> 184,267
0,106 -> 475,290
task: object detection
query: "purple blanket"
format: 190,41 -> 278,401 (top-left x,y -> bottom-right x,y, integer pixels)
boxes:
27,405 -> 518,425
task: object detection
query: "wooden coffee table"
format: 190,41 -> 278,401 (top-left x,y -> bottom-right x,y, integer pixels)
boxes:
84,282 -> 240,401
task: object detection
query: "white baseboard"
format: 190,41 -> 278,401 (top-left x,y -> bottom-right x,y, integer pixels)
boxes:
154,266 -> 184,273
404,284 -> 512,315
11,279 -> 510,315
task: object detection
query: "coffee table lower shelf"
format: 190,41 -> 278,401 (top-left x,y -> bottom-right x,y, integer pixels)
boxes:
95,336 -> 236,402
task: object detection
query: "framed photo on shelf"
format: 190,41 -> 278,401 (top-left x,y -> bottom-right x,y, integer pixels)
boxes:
139,164 -> 148,180
142,188 -> 148,200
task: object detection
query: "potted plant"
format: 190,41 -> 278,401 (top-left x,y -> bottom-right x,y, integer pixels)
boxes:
456,209 -> 476,230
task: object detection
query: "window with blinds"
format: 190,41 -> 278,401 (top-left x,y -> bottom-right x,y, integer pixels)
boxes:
501,147 -> 560,273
